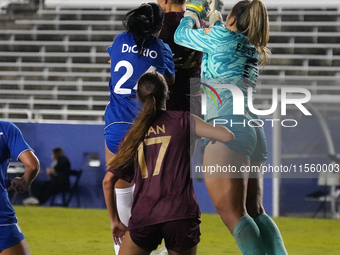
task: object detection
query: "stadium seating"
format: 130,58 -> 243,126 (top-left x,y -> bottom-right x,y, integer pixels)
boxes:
0,3 -> 340,122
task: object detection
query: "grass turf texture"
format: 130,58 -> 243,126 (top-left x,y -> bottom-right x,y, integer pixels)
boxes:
14,206 -> 340,255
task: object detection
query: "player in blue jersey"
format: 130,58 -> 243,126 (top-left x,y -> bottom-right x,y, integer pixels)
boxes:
0,121 -> 40,255
174,1 -> 288,254
104,3 -> 175,254
103,71 -> 234,255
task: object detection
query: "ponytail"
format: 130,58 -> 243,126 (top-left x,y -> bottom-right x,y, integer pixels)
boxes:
247,0 -> 270,64
231,0 -> 270,64
108,95 -> 157,170
107,71 -> 168,170
123,3 -> 164,56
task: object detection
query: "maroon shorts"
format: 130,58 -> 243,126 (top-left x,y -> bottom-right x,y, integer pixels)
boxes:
129,218 -> 201,252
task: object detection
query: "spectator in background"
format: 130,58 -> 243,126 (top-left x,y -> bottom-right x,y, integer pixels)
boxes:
157,0 -> 204,116
24,147 -> 70,205
1,120 -> 40,255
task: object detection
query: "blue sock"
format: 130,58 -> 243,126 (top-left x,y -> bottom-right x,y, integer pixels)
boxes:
232,215 -> 266,255
254,214 -> 288,255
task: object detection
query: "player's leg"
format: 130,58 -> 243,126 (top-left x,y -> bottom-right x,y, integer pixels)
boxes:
162,219 -> 200,255
105,141 -> 134,189
1,240 -> 30,255
247,164 -> 287,255
120,225 -> 163,255
118,231 -> 150,255
1,224 -> 30,255
247,127 -> 288,255
204,143 -> 265,255
105,140 -> 134,255
246,166 -> 265,219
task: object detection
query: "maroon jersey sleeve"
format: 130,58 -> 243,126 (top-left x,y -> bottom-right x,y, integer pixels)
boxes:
108,166 -> 135,183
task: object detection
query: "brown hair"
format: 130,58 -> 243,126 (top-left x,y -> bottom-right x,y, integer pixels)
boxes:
52,147 -> 64,158
230,0 -> 270,64
172,0 -> 185,4
107,71 -> 168,170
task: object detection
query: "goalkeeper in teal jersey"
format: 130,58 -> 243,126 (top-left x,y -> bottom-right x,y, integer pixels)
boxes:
175,1 -> 288,255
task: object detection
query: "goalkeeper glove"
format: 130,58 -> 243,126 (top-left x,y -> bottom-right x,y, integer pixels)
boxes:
208,10 -> 223,27
184,10 -> 202,28
186,0 -> 210,20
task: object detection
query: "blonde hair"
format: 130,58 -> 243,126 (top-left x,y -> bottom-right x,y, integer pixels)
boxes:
107,71 -> 168,170
230,0 -> 270,64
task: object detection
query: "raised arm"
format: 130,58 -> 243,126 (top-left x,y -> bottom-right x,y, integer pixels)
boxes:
192,114 -> 234,143
174,17 -> 213,53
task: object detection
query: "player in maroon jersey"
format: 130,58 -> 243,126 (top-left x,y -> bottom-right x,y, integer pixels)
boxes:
103,71 -> 234,255
157,0 -> 205,116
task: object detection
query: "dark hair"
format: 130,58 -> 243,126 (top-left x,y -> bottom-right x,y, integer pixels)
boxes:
53,147 -> 64,158
230,0 -> 270,64
172,0 -> 186,4
123,3 -> 164,55
108,71 -> 168,170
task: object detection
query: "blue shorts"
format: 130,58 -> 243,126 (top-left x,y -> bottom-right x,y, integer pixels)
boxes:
0,223 -> 25,252
207,115 -> 268,162
104,123 -> 132,154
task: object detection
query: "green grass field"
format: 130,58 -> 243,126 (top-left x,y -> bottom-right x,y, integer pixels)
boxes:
14,206 -> 340,255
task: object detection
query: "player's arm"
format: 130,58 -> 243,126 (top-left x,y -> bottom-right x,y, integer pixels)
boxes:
102,170 -> 127,245
175,17 -> 211,53
207,0 -> 224,27
192,114 -> 234,143
9,150 -> 40,193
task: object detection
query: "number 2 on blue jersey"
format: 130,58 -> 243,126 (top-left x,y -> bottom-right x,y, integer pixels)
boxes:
113,60 -> 157,95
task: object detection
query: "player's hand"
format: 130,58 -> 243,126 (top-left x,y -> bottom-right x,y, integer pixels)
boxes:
173,52 -> 198,69
182,51 -> 198,69
186,0 -> 210,21
173,53 -> 183,68
8,177 -> 30,193
184,10 -> 202,29
208,10 -> 223,27
209,0 -> 224,13
111,221 -> 127,246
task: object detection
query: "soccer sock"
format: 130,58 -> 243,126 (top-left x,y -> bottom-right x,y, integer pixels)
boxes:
114,185 -> 134,255
254,213 -> 288,255
232,215 -> 266,255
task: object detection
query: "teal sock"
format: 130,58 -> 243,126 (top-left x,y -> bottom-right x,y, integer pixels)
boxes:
232,215 -> 266,255
254,214 -> 288,255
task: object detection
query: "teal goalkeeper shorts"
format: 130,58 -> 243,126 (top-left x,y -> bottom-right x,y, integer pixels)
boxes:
206,115 -> 268,162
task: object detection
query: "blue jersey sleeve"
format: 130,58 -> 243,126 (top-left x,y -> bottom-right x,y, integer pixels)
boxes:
162,43 -> 175,78
1,122 -> 31,160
